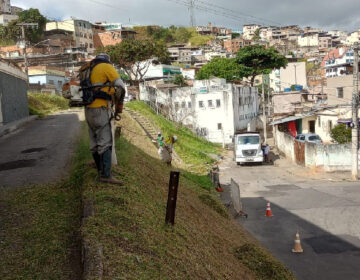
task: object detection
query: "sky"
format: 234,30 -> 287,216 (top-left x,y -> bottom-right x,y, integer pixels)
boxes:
11,0 -> 360,33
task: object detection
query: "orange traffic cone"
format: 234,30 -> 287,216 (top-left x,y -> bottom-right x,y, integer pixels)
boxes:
292,230 -> 304,253
216,186 -> 224,192
265,201 -> 274,217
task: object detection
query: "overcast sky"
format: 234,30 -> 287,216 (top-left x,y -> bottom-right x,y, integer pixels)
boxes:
12,0 -> 360,33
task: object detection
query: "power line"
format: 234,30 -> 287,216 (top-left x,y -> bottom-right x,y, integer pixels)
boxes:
196,0 -> 281,26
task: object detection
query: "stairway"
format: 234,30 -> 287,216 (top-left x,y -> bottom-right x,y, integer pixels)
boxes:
124,107 -> 184,167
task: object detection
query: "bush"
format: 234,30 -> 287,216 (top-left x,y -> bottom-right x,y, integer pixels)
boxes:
330,124 -> 351,144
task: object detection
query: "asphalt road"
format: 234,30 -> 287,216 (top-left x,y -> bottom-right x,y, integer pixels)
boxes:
0,109 -> 84,188
219,153 -> 360,280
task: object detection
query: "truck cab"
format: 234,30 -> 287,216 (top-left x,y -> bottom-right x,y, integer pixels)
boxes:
234,132 -> 263,165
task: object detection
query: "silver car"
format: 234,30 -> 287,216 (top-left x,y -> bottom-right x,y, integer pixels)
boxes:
295,133 -> 323,144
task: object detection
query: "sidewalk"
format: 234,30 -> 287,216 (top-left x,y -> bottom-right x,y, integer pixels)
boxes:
271,152 -> 352,182
0,115 -> 38,137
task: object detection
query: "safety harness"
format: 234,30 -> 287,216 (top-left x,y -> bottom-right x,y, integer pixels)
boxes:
79,58 -> 113,106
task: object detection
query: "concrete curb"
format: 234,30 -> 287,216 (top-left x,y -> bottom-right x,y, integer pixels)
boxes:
0,115 -> 38,137
81,198 -> 104,280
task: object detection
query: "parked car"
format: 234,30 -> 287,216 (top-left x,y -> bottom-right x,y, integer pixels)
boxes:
295,133 -> 322,144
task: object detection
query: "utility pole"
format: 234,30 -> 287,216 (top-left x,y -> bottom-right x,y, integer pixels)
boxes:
17,23 -> 38,83
189,0 -> 196,27
352,44 -> 359,181
262,74 -> 267,144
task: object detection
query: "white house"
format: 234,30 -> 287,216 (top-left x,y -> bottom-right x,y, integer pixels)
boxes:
297,33 -> 319,47
140,78 -> 259,144
269,62 -> 307,92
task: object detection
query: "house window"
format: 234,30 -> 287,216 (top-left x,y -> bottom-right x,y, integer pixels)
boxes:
58,80 -> 63,87
188,102 -> 192,108
181,101 -> 186,108
48,80 -> 54,85
318,116 -> 321,127
208,100 -> 213,107
199,101 -> 204,108
216,99 -> 221,107
218,123 -> 222,130
174,102 -> 179,110
336,87 -> 344,98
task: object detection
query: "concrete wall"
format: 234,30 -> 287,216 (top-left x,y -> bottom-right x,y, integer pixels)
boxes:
0,67 -> 28,125
272,92 -> 303,115
274,127 -> 295,161
232,86 -> 259,131
304,142 -> 359,171
326,75 -> 355,106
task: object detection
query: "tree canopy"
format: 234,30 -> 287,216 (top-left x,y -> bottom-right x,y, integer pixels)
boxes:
330,124 -> 351,144
235,45 -> 288,85
196,57 -> 241,82
0,8 -> 47,45
100,38 -> 170,84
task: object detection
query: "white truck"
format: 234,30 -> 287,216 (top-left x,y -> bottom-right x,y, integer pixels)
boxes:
234,131 -> 263,165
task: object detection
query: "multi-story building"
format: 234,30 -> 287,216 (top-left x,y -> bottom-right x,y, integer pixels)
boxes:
224,38 -> 251,53
269,62 -> 307,92
140,78 -> 259,144
328,30 -> 347,42
46,19 -> 95,53
196,23 -> 232,36
321,47 -> 353,78
0,0 -> 11,14
168,44 -> 201,64
346,30 -> 360,46
242,24 -> 261,40
298,33 -> 319,48
0,13 -> 17,25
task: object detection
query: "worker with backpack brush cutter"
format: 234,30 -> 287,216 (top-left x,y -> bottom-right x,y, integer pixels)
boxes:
80,53 -> 126,185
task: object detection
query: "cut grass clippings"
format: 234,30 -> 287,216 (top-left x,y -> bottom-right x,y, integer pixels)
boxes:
126,101 -> 221,173
0,123 -> 90,280
28,93 -> 69,117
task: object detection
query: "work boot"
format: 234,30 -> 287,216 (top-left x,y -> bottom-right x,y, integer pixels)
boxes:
99,148 -> 124,186
99,176 -> 124,186
92,152 -> 101,172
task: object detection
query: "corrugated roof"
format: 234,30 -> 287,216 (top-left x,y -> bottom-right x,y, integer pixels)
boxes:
270,111 -> 317,125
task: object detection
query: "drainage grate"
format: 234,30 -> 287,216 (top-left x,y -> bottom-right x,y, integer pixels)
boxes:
0,159 -> 37,171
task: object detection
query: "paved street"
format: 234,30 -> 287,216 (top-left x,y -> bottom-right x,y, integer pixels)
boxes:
0,109 -> 84,188
219,152 -> 360,280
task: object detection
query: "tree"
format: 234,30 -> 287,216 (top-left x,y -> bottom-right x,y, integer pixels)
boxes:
235,45 -> 288,86
253,28 -> 261,41
101,39 -> 170,84
196,57 -> 242,82
173,74 -> 186,86
0,8 -> 47,45
330,124 -> 351,144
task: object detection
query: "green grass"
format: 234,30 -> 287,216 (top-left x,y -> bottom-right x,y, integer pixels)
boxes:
0,124 -> 90,279
234,243 -> 296,280
126,101 -> 221,173
78,115 -> 295,279
28,93 -> 69,117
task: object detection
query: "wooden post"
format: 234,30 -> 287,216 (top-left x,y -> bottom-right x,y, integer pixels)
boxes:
165,171 -> 180,225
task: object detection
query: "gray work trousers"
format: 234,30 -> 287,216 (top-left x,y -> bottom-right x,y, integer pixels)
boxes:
85,107 -> 112,155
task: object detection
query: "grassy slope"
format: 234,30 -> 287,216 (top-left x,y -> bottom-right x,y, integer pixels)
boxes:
0,124 -> 90,279
28,93 -> 69,117
81,110 -> 295,280
126,101 -> 221,173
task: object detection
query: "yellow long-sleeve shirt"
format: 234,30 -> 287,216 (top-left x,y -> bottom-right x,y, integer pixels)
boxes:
86,62 -> 120,108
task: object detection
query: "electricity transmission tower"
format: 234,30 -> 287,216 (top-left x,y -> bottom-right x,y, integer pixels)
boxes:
189,0 -> 196,27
